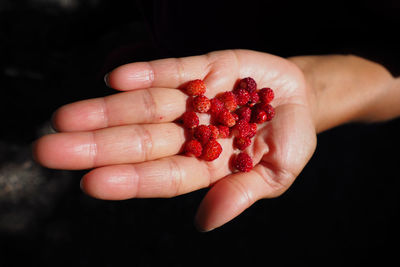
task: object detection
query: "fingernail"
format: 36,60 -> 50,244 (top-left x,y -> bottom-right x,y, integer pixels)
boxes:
104,73 -> 110,87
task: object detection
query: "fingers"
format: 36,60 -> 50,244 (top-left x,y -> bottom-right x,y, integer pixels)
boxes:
52,88 -> 187,132
79,137 -> 236,200
33,123 -> 185,170
80,155 -> 213,200
107,54 -> 211,91
54,50 -> 245,132
107,50 -> 242,96
194,165 -> 291,232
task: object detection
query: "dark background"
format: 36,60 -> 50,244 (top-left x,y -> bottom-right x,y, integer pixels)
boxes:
1,0 -> 399,266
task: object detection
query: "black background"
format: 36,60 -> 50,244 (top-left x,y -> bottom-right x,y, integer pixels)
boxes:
1,0 -> 399,266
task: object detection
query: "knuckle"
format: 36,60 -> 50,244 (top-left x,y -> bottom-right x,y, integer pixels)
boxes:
168,158 -> 183,197
141,89 -> 157,122
136,126 -> 154,162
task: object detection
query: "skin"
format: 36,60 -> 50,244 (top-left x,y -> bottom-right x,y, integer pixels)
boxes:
33,49 -> 398,231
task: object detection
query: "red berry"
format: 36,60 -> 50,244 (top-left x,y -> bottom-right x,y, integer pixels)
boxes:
247,123 -> 257,138
182,111 -> 199,129
234,152 -> 253,172
248,91 -> 260,107
236,106 -> 252,122
186,79 -> 206,96
232,112 -> 239,121
184,140 -> 202,157
218,91 -> 237,112
232,119 -> 250,138
202,140 -> 223,161
194,125 -> 212,145
239,77 -> 257,94
256,103 -> 275,121
251,109 -> 267,124
217,125 -> 230,138
210,98 -> 225,116
218,109 -> 236,127
209,125 -> 219,140
234,137 -> 252,150
234,88 -> 250,106
258,88 -> 274,104
264,104 -> 275,121
193,95 -> 211,113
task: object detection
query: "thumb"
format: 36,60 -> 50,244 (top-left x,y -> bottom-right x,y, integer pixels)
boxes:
194,165 -> 286,232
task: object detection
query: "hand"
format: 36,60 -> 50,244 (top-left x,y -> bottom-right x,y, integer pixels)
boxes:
33,49 -> 317,231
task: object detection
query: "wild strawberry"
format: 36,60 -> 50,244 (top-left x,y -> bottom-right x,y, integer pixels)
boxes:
257,103 -> 275,121
186,79 -> 206,96
218,91 -> 237,112
232,119 -> 250,138
234,88 -> 250,106
258,88 -> 274,104
193,95 -> 211,113
248,91 -> 259,107
217,125 -> 230,138
236,106 -> 252,122
184,140 -> 202,157
218,109 -> 236,127
234,137 -> 252,150
202,140 -> 223,161
239,77 -> 257,93
210,98 -> 225,116
182,111 -> 199,129
209,125 -> 219,140
247,123 -> 257,138
251,109 -> 267,124
234,152 -> 253,172
264,104 -> 275,121
194,125 -> 212,145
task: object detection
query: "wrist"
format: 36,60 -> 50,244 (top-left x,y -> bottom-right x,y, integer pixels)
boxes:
289,55 -> 395,133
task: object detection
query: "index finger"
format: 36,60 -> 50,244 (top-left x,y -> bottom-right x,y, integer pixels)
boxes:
107,55 -> 210,91
106,50 -> 241,92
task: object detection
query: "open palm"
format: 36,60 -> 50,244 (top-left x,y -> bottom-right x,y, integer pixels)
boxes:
34,49 -> 317,231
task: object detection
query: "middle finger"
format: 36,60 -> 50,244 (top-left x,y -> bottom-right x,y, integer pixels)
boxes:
52,87 -> 188,132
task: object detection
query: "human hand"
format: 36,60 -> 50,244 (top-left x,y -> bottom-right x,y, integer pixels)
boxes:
33,49 -> 317,231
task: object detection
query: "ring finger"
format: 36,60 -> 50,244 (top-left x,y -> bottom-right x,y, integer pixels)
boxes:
33,122 -> 186,170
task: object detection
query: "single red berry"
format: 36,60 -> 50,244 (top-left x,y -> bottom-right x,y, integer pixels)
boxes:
210,97 -> 225,116
239,77 -> 257,94
256,103 -> 275,121
247,123 -> 257,138
234,137 -> 252,150
209,125 -> 219,140
186,79 -> 206,96
248,91 -> 260,107
182,111 -> 199,129
193,95 -> 211,113
218,109 -> 236,127
194,125 -> 212,145
264,104 -> 275,121
234,88 -> 250,106
258,88 -> 274,104
184,139 -> 202,157
234,152 -> 253,172
202,140 -> 223,161
218,91 -> 237,112
251,108 -> 267,124
236,106 -> 252,122
232,119 -> 250,138
217,125 -> 230,138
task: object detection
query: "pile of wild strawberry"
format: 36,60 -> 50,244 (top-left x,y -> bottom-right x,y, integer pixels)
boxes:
180,77 -> 275,172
